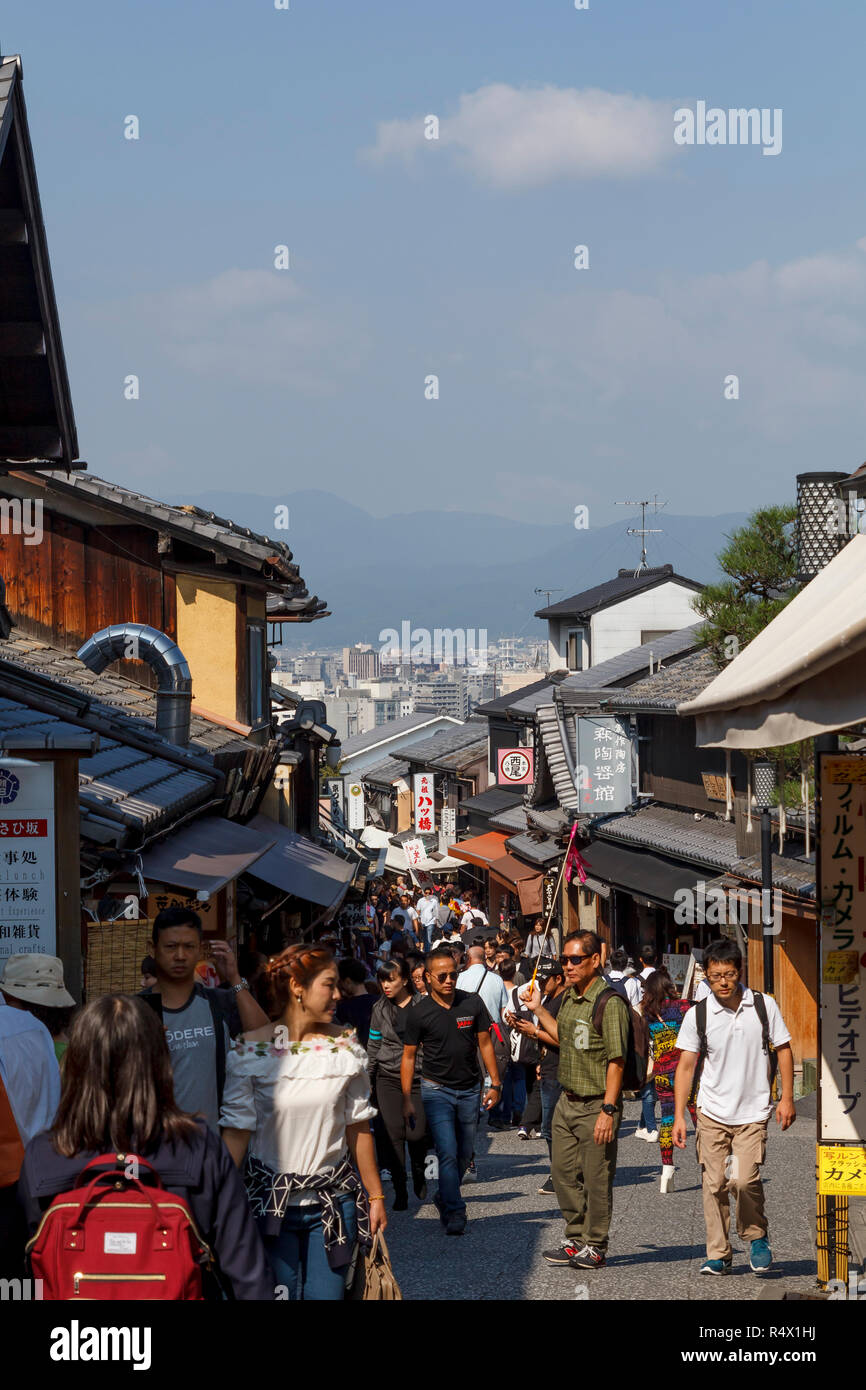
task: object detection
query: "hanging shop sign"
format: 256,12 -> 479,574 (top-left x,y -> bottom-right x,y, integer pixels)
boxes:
818,754 -> 866,1144
346,780 -> 365,831
0,759 -> 56,962
575,716 -> 636,813
497,748 -> 535,786
325,778 -> 346,831
413,772 -> 436,835
404,837 -> 426,868
440,807 -> 456,837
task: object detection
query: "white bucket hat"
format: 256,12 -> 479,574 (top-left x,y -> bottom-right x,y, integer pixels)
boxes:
0,953 -> 75,1008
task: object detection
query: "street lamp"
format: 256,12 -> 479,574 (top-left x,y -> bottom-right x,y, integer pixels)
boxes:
752,759 -> 777,993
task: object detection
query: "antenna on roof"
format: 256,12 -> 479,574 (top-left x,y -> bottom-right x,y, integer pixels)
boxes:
615,496 -> 666,576
534,587 -> 563,609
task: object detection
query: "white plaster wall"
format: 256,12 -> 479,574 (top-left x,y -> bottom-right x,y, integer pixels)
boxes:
589,582 -> 699,665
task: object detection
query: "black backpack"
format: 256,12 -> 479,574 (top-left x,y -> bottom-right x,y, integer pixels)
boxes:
590,988 -> 648,1092
692,991 -> 778,1101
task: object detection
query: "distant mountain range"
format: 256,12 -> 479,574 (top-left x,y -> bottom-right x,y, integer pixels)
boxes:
169,489 -> 748,647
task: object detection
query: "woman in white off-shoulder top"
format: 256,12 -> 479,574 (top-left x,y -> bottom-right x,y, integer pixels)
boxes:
220,944 -> 387,1301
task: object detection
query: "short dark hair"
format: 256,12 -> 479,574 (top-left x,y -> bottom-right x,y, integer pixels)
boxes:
405,952 -> 426,970
152,906 -> 202,940
639,944 -> 656,966
564,929 -> 602,958
609,948 -> 629,972
703,938 -> 742,971
495,944 -> 513,959
141,955 -> 157,976
425,946 -> 457,970
499,960 -> 517,982
338,958 -> 367,985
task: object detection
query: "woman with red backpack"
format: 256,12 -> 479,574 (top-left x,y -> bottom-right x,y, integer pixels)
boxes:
17,994 -> 273,1300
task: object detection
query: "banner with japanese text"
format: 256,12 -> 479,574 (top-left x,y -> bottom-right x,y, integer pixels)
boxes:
819,754 -> 866,1144
0,758 -> 56,961
413,772 -> 435,835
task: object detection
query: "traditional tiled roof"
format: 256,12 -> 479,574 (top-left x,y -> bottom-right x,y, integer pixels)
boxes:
1,629 -> 248,755
594,805 -> 815,898
604,648 -> 718,710
17,471 -> 327,619
359,756 -> 410,786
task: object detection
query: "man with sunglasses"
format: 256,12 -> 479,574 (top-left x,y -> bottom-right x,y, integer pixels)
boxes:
521,930 -> 629,1270
672,937 -> 795,1277
401,946 -> 501,1235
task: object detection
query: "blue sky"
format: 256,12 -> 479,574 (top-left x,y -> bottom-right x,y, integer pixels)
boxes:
7,0 -> 866,526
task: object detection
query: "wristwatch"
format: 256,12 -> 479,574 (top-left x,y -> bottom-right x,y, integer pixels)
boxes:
601,1102 -> 617,1116
487,1084 -> 502,1092
232,977 -> 250,995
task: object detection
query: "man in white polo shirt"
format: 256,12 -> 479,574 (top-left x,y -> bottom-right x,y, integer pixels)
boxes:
672,937 -> 795,1277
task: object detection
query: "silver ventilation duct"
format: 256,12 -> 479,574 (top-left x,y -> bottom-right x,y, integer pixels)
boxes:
76,623 -> 192,747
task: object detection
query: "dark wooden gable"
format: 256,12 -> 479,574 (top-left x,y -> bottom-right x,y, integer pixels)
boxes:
0,56 -> 80,469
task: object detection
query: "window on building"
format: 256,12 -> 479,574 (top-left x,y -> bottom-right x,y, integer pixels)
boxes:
566,627 -> 586,671
641,629 -> 672,645
247,621 -> 267,725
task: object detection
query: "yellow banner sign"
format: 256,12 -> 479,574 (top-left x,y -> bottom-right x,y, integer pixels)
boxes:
818,1143 -> 866,1196
823,950 -> 861,985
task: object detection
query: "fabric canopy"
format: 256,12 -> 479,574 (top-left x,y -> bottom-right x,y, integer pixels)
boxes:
488,852 -> 544,915
139,817 -> 275,897
246,813 -> 357,911
360,825 -> 410,874
678,534 -> 866,748
579,839 -> 705,909
448,832 -> 509,869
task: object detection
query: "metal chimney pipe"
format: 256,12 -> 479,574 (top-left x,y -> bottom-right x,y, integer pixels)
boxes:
76,623 -> 192,746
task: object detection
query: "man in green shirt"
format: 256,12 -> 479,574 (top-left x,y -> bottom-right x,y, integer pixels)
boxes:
522,930 -> 628,1270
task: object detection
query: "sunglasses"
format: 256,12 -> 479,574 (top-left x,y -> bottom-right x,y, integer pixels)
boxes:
560,953 -> 591,965
432,971 -> 458,982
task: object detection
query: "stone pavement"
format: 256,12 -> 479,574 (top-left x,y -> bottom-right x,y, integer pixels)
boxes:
384,1093 -> 819,1301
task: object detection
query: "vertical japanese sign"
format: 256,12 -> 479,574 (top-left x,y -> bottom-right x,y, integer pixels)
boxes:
819,755 -> 866,1145
0,759 -> 56,961
346,781 -> 365,831
325,778 -> 345,831
440,807 -> 456,837
404,837 -> 426,869
575,716 -> 635,813
413,772 -> 436,835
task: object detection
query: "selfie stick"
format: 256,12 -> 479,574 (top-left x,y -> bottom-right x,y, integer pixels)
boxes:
525,819 -> 579,997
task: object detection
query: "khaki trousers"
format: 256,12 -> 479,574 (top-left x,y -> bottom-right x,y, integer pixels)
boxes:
551,1094 -> 620,1253
695,1107 -> 769,1260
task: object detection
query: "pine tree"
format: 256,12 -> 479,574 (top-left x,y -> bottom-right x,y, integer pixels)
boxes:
694,503 -> 799,668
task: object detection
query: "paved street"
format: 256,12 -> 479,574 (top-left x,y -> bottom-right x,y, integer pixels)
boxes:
385,1094 -> 819,1301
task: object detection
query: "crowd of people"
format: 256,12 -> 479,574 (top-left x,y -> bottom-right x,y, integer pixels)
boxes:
0,874 -> 797,1299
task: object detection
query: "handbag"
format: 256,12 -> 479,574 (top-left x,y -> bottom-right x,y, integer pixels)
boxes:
347,1230 -> 402,1301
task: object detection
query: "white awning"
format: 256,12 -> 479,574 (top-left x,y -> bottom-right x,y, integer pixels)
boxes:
360,825 -> 409,873
678,535 -> 866,748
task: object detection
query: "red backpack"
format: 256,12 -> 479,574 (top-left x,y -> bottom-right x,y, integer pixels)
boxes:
27,1153 -> 213,1301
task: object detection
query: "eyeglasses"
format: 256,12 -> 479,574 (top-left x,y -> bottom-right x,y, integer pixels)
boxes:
707,971 -> 739,984
560,953 -> 591,965
432,971 -> 458,982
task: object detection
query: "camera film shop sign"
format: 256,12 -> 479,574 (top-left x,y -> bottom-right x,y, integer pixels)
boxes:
819,754 -> 866,1147
0,759 -> 56,962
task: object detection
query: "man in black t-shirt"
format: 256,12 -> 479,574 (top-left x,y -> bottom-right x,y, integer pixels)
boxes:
402,946 -> 501,1234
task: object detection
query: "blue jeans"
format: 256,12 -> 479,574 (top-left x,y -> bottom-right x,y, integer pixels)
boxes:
640,1079 -> 657,1131
491,1061 -> 526,1125
420,1079 -> 479,1218
263,1193 -> 357,1301
540,1078 -> 562,1145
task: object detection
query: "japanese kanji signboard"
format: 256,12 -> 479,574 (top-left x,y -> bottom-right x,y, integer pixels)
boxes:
403,837 -> 426,868
574,716 -> 635,813
817,1143 -> 866,1197
346,780 -> 365,831
497,748 -> 534,786
413,772 -> 435,835
819,754 -> 866,1143
0,759 -> 56,962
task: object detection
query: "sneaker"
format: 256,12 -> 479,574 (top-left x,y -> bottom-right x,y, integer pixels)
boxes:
749,1237 -> 773,1273
644,1130 -> 659,1142
543,1239 -> 583,1266
517,1127 -> 529,1140
633,1128 -> 649,1141
380,1168 -> 392,1182
529,1128 -> 543,1139
568,1244 -> 606,1270
537,1176 -> 556,1195
700,1257 -> 732,1275
464,1159 -> 477,1182
446,1212 -> 467,1236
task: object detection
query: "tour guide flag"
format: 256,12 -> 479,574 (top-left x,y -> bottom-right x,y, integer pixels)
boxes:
564,823 -> 587,885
